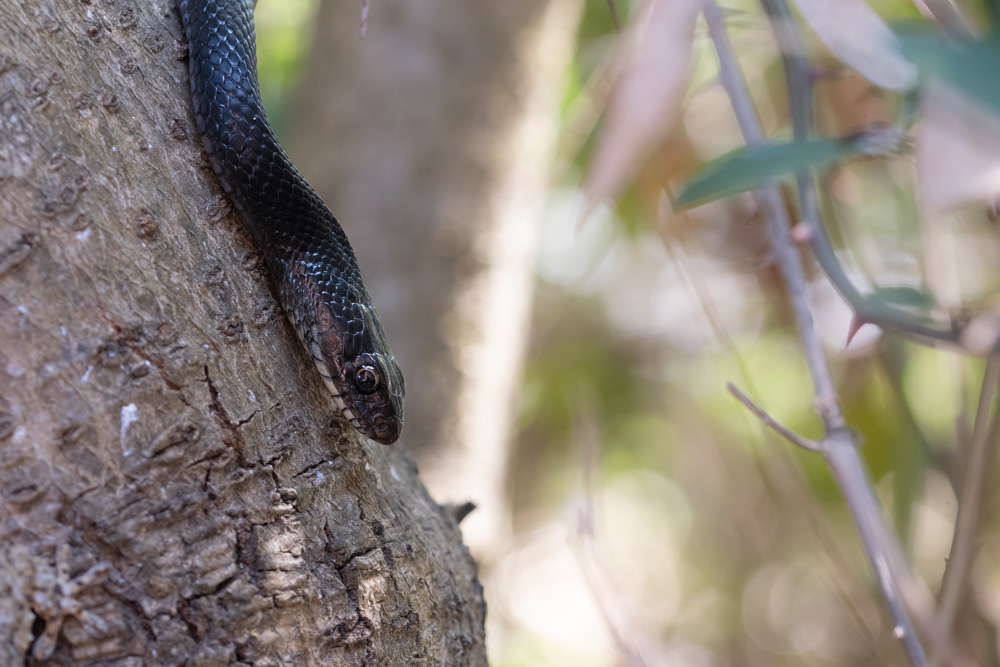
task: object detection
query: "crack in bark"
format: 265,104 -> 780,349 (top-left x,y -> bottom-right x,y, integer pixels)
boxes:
293,458 -> 339,479
202,364 -> 246,449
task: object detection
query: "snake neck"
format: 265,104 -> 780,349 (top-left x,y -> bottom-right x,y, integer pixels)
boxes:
180,0 -> 405,444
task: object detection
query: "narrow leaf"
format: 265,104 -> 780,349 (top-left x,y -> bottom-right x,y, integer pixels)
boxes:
583,0 -> 700,214
673,138 -> 857,210
896,28 -> 1000,115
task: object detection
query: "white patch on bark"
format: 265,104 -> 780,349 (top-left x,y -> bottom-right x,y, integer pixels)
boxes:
120,403 -> 138,456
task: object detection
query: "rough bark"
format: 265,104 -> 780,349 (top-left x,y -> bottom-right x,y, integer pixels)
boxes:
288,0 -> 579,553
0,2 -> 486,665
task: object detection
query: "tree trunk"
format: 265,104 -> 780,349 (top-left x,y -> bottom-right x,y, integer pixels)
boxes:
287,0 -> 579,554
0,2 -> 486,665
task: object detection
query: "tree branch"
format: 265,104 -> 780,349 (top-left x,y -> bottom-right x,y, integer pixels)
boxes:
727,383 -> 822,451
759,2 -> 978,663
936,356 -> 1000,649
703,0 -> 926,662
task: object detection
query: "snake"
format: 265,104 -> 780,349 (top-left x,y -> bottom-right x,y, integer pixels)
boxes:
179,0 -> 404,444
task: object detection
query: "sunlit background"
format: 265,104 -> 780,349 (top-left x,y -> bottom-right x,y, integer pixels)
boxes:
257,0 -> 1000,664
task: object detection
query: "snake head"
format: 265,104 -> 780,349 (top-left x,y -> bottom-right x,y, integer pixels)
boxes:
341,350 -> 405,444
314,300 -> 405,445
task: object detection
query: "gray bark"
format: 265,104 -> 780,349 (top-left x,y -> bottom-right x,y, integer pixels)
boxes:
0,2 -> 486,665
288,0 -> 579,553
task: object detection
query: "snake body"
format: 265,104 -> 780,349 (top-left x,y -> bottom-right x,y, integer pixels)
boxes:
180,0 -> 404,444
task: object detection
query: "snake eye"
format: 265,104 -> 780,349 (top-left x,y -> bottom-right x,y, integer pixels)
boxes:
354,365 -> 380,394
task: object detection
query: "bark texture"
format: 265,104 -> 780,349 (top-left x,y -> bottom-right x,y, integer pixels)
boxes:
288,0 -> 579,553
0,2 -> 486,665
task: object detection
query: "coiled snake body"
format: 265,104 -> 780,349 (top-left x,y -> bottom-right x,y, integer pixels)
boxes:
180,0 -> 404,444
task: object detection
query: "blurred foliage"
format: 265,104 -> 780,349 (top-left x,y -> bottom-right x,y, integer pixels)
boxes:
254,0 -> 1000,664
254,0 -> 317,141
896,26 -> 1000,112
508,0 -> 1000,665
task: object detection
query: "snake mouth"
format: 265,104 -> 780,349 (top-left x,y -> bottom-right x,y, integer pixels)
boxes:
316,370 -> 363,432
306,334 -> 362,431
368,413 -> 402,445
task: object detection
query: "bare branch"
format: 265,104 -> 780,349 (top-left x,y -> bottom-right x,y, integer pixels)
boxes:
703,0 -> 927,662
761,2 -> 975,664
936,356 -> 1000,646
727,383 -> 822,451
569,404 -> 658,667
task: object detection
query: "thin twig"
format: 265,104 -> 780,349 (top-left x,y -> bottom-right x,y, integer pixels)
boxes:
936,356 -> 1000,649
571,532 -> 652,667
761,1 -> 972,663
664,198 -> 898,662
758,0 -> 963,348
662,192 -> 894,657
569,401 -> 657,667
727,383 -> 822,451
703,0 -> 927,663
727,372 -> 926,652
704,1 -> 840,423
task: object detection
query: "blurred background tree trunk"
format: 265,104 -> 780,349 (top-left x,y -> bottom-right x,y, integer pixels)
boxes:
0,2 -> 484,664
287,0 -> 580,557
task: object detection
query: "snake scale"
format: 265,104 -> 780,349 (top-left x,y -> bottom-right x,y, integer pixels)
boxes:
179,0 -> 404,444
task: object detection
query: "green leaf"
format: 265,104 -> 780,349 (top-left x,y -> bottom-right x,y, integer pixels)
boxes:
870,286 -> 936,310
895,27 -> 1000,115
672,138 -> 860,210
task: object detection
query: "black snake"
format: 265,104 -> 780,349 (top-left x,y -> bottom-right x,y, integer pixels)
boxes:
179,0 -> 404,444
